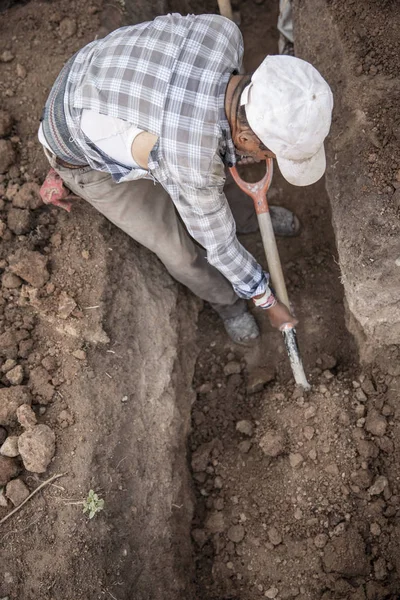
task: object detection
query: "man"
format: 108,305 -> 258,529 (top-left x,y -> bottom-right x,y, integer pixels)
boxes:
39,13 -> 333,345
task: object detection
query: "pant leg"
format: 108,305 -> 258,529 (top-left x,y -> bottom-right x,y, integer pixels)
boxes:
224,168 -> 259,234
278,0 -> 294,43
52,163 -> 246,319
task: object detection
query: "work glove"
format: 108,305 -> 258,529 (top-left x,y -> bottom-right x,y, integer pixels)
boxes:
253,289 -> 298,331
40,168 -> 77,213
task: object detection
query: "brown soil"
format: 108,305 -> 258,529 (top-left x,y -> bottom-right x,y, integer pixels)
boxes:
0,1 -> 400,600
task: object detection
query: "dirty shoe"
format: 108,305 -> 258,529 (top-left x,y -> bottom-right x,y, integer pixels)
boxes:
223,312 -> 260,346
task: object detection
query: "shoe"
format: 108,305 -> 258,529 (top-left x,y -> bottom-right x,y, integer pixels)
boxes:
270,205 -> 301,237
223,312 -> 260,346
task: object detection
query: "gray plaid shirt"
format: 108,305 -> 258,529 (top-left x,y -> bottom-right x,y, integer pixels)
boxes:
64,13 -> 269,299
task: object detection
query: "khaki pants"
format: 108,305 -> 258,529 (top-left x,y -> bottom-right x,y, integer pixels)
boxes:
48,155 -> 258,320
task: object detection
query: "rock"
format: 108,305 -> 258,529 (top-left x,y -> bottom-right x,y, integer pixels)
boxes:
267,526 -> 282,546
238,440 -> 252,453
205,511 -> 225,533
59,17 -> 77,39
0,139 -> 16,173
365,410 -> 387,437
16,404 -> 37,429
236,420 -> 254,436
246,366 -> 274,394
289,453 -> 304,468
0,455 -> 19,486
0,329 -> 18,360
373,557 -> 387,581
5,478 -> 29,506
356,438 -> 379,459
0,50 -> 14,62
197,382 -> 212,394
29,366 -> 54,404
0,487 -> 8,507
323,369 -> 334,380
377,436 -> 394,454
0,110 -> 13,138
259,430 -> 284,457
355,388 -> 367,402
320,353 -> 337,370
322,528 -> 369,577
0,426 -> 7,445
351,469 -> 372,489
0,385 -> 31,427
0,218 -> 7,237
18,424 -> 56,473
6,364 -> 24,385
58,291 -> 77,319
16,63 -> 26,79
7,207 -> 32,235
304,405 -> 316,420
1,358 -> 16,373
57,409 -> 74,429
227,524 -> 245,543
9,249 -> 49,288
314,533 -> 329,548
191,440 -> 215,472
72,349 -> 86,361
265,587 -> 279,598
370,522 -> 381,536
304,425 -> 315,440
223,361 -> 241,376
12,183 -> 42,210
2,272 -> 22,289
325,463 -> 339,476
0,436 -> 19,457
368,476 -> 388,496
41,355 -> 57,372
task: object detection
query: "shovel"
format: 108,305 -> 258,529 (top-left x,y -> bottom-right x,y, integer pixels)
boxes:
230,159 -> 311,390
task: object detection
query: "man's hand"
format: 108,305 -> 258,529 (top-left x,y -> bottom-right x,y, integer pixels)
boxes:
267,300 -> 298,331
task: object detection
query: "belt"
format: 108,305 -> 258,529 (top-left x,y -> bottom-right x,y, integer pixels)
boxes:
56,156 -> 88,169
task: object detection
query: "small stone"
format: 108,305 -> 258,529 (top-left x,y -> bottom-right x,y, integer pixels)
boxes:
2,272 -> 22,289
325,463 -> 339,476
205,511 -> 225,533
5,478 -> 29,506
72,349 -> 86,361
9,249 -> 49,288
0,436 -> 19,457
236,420 -> 254,436
267,526 -> 282,546
18,424 -> 56,473
314,533 -> 329,548
304,405 -> 316,420
29,366 -> 54,404
0,50 -> 14,63
304,426 -> 315,440
238,440 -> 252,453
308,448 -> 317,461
223,361 -> 241,376
0,385 -> 31,427
365,410 -> 387,437
265,587 -> 279,598
227,524 -> 245,543
12,182 -> 42,210
57,410 -> 74,429
16,63 -> 26,78
370,522 -> 381,536
16,404 -> 37,429
259,430 -> 284,457
59,17 -> 77,39
191,440 -> 216,472
323,370 -> 334,380
368,476 -> 388,496
6,364 -> 24,385
0,455 -> 19,486
374,557 -> 387,581
0,488 -> 8,507
320,354 -> 337,370
289,453 -> 304,468
294,508 -> 303,520
355,388 -> 367,402
41,355 -> 57,372
58,291 -> 77,319
1,358 -> 17,373
246,366 -> 274,394
197,382 -> 212,394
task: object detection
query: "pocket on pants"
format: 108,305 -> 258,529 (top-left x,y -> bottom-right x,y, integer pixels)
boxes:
76,169 -> 111,189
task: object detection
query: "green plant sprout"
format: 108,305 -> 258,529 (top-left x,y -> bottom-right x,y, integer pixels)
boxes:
82,489 -> 104,519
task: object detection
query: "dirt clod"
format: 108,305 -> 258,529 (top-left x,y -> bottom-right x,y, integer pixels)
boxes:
16,404 -> 37,429
6,364 -> 24,385
259,430 -> 284,457
227,524 -> 245,543
9,249 -> 49,288
267,526 -> 282,546
18,424 -> 56,473
0,139 -> 16,173
29,366 -> 55,404
12,182 -> 43,210
235,420 -> 254,436
0,109 -> 13,137
2,271 -> 22,289
5,478 -> 29,506
322,528 -> 369,577
0,455 -> 19,486
365,409 -> 387,437
0,385 -> 31,427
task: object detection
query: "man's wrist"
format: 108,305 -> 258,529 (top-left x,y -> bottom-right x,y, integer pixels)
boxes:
252,289 -> 277,309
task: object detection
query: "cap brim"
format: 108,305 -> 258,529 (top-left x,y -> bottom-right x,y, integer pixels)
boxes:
276,145 -> 326,187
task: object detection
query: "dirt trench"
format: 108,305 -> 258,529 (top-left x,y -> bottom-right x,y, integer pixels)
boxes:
0,1 -> 400,600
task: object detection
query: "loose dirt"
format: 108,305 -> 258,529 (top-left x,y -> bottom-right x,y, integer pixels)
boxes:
0,1 -> 400,600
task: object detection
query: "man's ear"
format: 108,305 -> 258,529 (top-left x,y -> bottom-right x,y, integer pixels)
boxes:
237,127 -> 254,145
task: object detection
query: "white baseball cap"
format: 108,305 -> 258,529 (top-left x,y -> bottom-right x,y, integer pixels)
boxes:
240,55 -> 334,187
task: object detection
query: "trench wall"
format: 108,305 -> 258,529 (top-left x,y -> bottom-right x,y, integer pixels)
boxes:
294,0 -> 400,352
